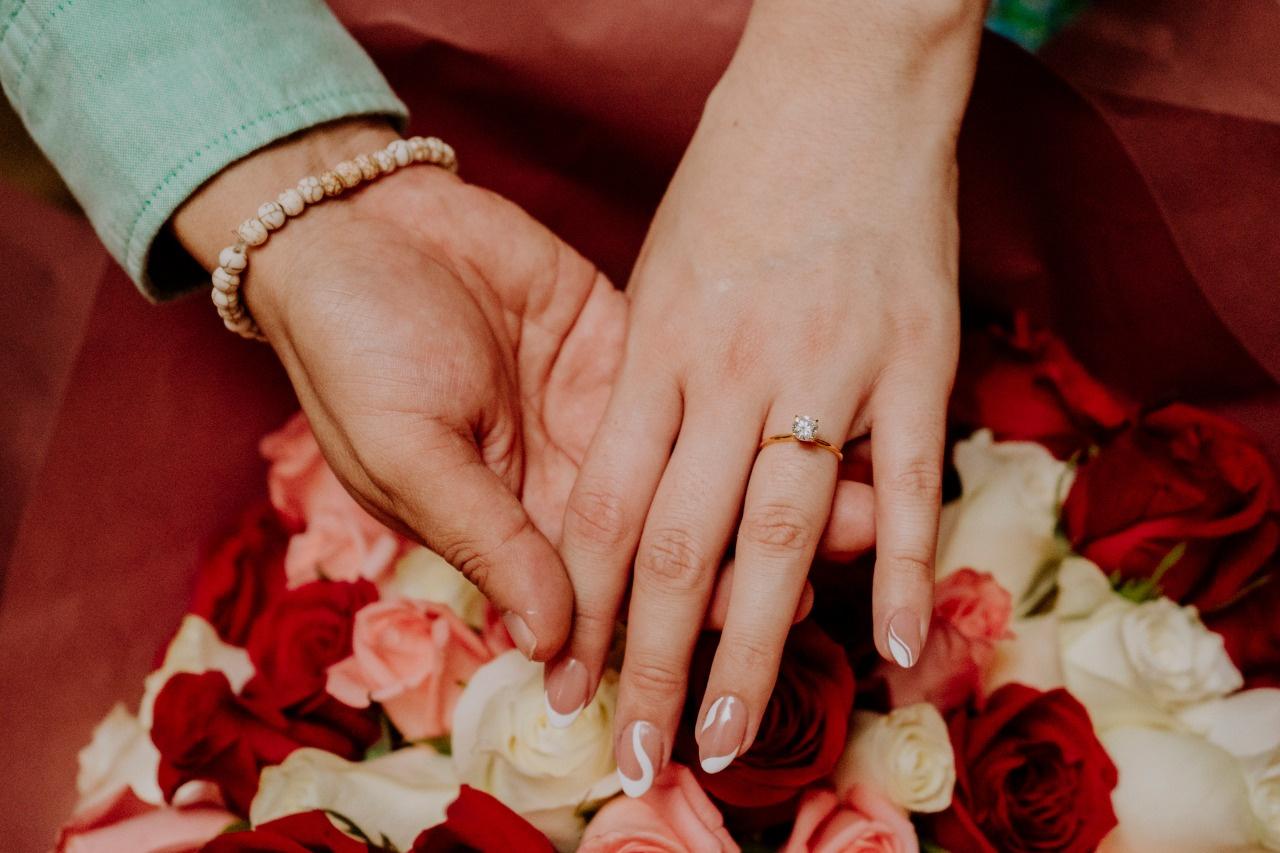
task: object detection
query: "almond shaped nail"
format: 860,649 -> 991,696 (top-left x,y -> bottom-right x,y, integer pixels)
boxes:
698,694 -> 746,774
543,657 -> 589,729
887,608 -> 921,668
617,720 -> 662,798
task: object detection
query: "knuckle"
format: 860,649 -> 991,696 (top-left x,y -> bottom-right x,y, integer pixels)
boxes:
887,460 -> 942,505
438,516 -> 532,593
718,631 -> 781,676
886,552 -> 935,584
741,502 -> 814,554
625,656 -> 686,696
564,484 -> 630,550
571,605 -> 619,647
637,527 -> 708,592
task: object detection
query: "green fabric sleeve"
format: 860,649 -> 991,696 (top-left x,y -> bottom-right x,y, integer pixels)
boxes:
0,0 -> 407,298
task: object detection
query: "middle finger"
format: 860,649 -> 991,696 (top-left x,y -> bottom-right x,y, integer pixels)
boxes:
614,399 -> 761,797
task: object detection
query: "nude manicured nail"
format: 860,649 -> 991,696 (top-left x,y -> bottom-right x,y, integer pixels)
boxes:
502,611 -> 537,659
543,657 -> 589,729
887,608 -> 921,668
617,720 -> 663,798
698,694 -> 746,774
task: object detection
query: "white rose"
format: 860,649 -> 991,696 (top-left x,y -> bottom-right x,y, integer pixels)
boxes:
1098,725 -> 1262,853
451,651 -> 620,849
1244,750 -> 1280,851
1180,689 -> 1280,760
139,614 -> 254,727
377,546 -> 488,629
982,558 -> 1109,695
833,704 -> 955,813
251,747 -> 458,850
936,430 -> 1073,604
75,703 -> 162,809
1062,596 -> 1243,729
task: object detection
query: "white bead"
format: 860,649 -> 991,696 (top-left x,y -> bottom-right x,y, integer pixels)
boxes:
426,136 -> 444,158
372,149 -> 395,174
388,139 -> 412,167
297,176 -> 324,204
237,218 -> 268,246
256,201 -> 286,230
320,171 -> 343,197
256,201 -> 285,230
224,314 -> 253,334
277,188 -> 305,216
408,136 -> 429,162
218,246 -> 247,273
211,287 -> 232,308
354,154 -> 378,180
212,267 -> 240,292
335,160 -> 362,189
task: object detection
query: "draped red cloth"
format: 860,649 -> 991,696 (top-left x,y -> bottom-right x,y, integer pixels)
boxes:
1,1 -> 1277,845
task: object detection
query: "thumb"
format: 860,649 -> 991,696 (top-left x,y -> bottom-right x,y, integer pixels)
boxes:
399,427 -> 573,661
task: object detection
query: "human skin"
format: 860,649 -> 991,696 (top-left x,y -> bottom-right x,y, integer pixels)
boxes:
170,118 -> 876,661
548,0 -> 986,792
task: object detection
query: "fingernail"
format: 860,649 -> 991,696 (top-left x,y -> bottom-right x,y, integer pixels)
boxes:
887,608 -> 921,668
502,611 -> 538,659
543,658 -> 589,729
698,694 -> 746,774
617,720 -> 662,798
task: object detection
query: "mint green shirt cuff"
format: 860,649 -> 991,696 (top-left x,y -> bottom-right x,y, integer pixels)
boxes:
0,0 -> 407,299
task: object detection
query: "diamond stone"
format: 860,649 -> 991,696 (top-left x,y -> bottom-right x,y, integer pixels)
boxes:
792,415 -> 819,442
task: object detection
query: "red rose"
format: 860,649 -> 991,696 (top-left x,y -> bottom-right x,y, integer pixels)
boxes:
190,502 -> 290,646
1205,571 -> 1280,688
201,810 -> 369,852
951,317 -> 1131,459
411,786 -> 554,852
246,579 -> 378,708
928,684 -> 1118,853
152,671 -> 374,815
1062,403 -> 1280,611
675,623 -> 855,825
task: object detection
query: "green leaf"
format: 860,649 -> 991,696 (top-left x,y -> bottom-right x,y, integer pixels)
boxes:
1112,542 -> 1187,603
421,734 -> 453,756
218,819 -> 251,835
921,842 -> 952,853
363,714 -> 396,761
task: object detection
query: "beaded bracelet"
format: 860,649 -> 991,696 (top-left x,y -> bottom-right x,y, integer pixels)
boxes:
210,135 -> 458,340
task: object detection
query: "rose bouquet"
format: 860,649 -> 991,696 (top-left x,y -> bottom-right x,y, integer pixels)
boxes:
59,319 -> 1280,852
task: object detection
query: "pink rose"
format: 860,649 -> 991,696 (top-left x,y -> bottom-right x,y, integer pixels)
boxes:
326,599 -> 493,739
57,788 -> 234,853
881,570 -> 1013,713
580,764 -> 738,853
932,569 -> 1014,649
783,786 -> 918,853
260,412 -> 402,586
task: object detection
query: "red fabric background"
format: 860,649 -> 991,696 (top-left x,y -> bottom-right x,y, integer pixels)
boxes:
1,1 -> 1276,847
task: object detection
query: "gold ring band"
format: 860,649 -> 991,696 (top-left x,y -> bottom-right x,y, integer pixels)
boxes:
758,415 -> 844,461
759,433 -> 844,460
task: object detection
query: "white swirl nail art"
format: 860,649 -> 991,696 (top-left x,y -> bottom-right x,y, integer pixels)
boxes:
887,623 -> 915,668
618,722 -> 656,798
699,696 -> 738,774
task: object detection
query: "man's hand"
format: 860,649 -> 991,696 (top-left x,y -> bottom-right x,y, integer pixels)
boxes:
174,119 -> 626,658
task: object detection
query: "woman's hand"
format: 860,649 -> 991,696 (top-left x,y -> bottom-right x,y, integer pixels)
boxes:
171,119 -> 875,662
551,0 -> 984,791
174,119 -> 626,659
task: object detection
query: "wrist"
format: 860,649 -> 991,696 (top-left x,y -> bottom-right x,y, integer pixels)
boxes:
719,0 -> 985,134
171,118 -> 401,271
